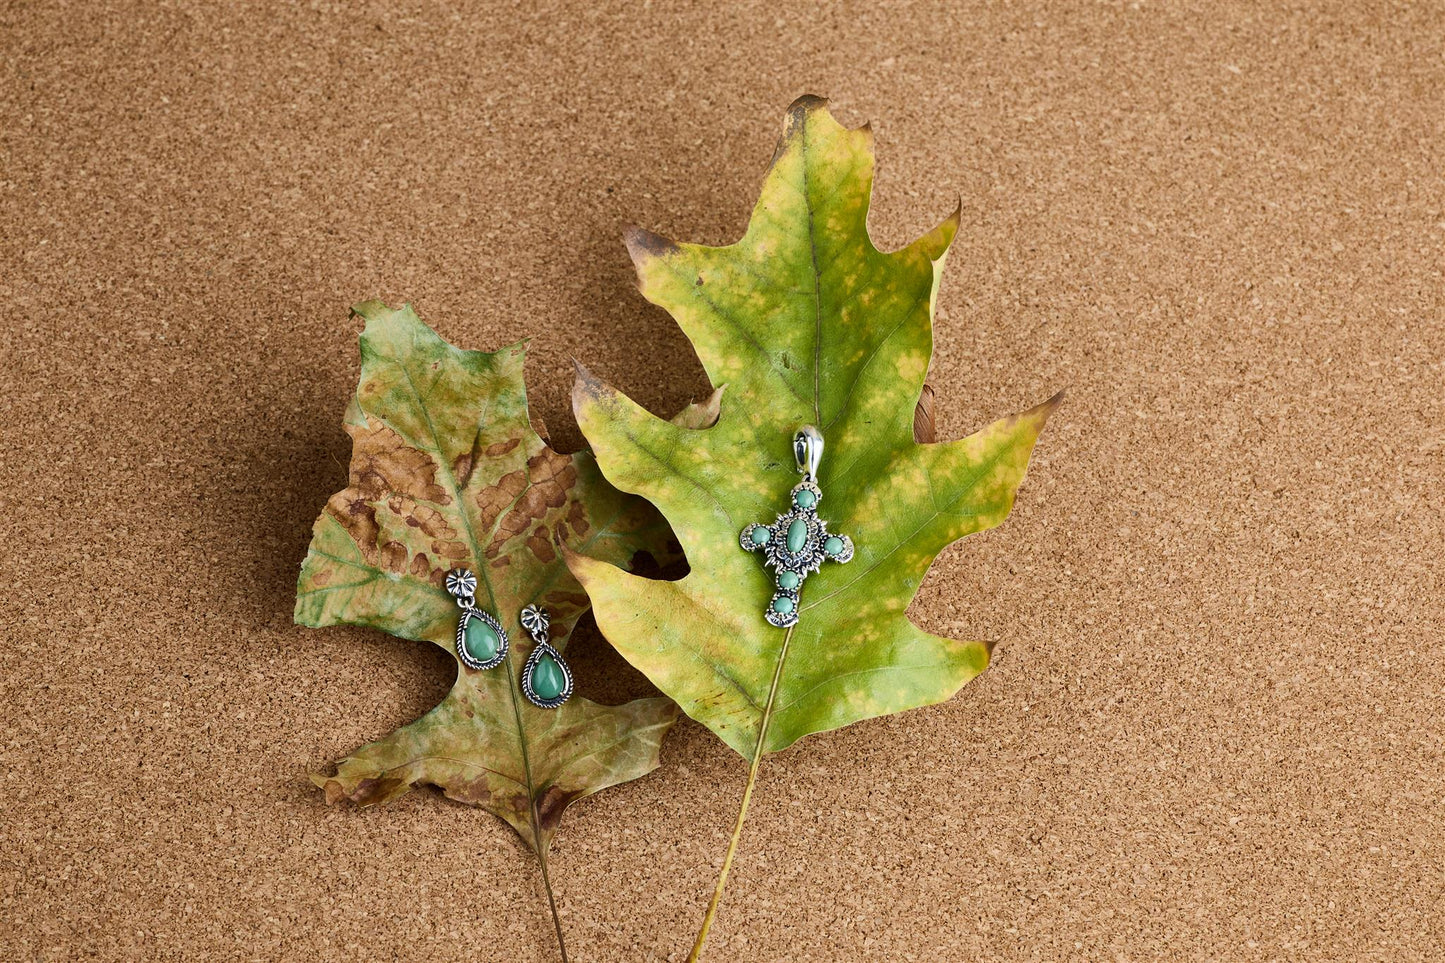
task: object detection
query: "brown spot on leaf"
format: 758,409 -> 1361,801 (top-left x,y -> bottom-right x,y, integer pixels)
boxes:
431,540 -> 468,560
324,492 -> 379,563
567,499 -> 589,537
534,784 -> 587,836
476,468 -> 528,528
329,774 -> 404,806
445,777 -> 498,808
624,225 -> 681,261
490,557 -> 510,569
483,450 -> 578,557
408,503 -> 455,540
409,552 -> 433,579
347,422 -> 450,505
520,449 -> 576,515
381,495 -> 457,541
527,532 -> 556,563
452,452 -> 474,487
311,568 -> 332,586
485,438 -> 521,458
380,541 -> 408,574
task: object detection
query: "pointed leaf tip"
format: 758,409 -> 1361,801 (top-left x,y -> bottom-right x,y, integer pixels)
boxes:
787,92 -> 830,115
624,225 -> 680,263
1035,389 -> 1067,423
570,359 -> 612,412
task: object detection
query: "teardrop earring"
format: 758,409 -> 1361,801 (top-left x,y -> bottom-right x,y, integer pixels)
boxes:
519,604 -> 573,709
445,569 -> 509,671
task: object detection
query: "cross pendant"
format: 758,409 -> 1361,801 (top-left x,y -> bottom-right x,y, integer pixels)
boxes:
739,426 -> 854,628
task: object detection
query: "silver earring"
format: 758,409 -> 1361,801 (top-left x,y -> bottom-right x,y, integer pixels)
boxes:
739,425 -> 854,627
445,569 -> 509,670
519,604 -> 573,709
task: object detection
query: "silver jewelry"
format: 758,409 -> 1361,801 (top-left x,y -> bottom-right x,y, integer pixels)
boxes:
519,604 -> 573,709
446,568 -> 509,670
739,425 -> 854,628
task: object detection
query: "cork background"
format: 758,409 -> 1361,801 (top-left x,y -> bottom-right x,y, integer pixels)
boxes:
4,1 -> 1443,960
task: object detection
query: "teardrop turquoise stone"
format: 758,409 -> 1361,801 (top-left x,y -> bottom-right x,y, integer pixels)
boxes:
463,618 -> 500,663
793,488 -> 816,509
750,526 -> 770,546
530,652 -> 567,700
824,536 -> 844,556
786,518 -> 808,552
778,571 -> 800,590
772,596 -> 795,615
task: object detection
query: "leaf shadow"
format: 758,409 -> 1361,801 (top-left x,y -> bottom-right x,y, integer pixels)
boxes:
213,346 -> 458,736
523,117 -> 766,454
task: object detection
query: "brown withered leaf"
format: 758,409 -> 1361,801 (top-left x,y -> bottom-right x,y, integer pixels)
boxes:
296,301 -> 701,853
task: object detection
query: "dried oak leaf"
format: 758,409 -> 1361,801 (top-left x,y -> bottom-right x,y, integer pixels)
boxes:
296,301 -> 701,852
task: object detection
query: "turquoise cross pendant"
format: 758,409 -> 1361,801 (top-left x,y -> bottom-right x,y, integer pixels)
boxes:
739,425 -> 854,628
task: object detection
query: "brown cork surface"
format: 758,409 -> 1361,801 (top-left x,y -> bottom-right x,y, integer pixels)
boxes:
3,2 -> 1442,960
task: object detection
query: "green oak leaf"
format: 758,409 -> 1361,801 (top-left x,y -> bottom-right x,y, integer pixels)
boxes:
569,97 -> 1060,761
296,300 -> 692,854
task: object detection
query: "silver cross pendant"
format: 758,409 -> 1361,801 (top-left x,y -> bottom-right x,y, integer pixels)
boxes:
739,425 -> 854,628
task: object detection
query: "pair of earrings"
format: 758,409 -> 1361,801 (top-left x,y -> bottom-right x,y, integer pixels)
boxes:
442,569 -> 573,709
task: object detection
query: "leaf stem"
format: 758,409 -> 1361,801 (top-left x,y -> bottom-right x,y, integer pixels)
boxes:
687,625 -> 795,963
505,649 -> 570,963
532,797 -> 569,963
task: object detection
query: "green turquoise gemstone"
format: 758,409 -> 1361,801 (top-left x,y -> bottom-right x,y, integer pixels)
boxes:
786,518 -> 808,552
793,488 -> 817,509
778,571 -> 800,590
530,652 -> 567,700
824,536 -> 844,556
750,526 -> 770,546
772,596 -> 795,615
463,618 -> 501,663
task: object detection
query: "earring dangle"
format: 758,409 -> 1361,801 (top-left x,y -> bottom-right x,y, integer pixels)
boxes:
739,425 -> 854,628
445,569 -> 509,671
520,604 -> 573,709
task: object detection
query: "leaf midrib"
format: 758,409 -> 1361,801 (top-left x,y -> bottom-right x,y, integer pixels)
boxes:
387,338 -> 548,851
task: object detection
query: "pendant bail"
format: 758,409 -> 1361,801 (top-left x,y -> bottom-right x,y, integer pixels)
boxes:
793,425 -> 824,480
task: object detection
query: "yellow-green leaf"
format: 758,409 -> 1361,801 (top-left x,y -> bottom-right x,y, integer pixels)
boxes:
569,98 -> 1060,760
297,301 -> 679,852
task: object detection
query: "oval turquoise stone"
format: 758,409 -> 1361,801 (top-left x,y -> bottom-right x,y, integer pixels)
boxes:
793,489 -> 816,509
530,653 -> 567,700
824,536 -> 844,556
778,570 -> 800,590
463,618 -> 500,663
750,526 -> 770,546
772,596 -> 795,615
786,518 -> 808,552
